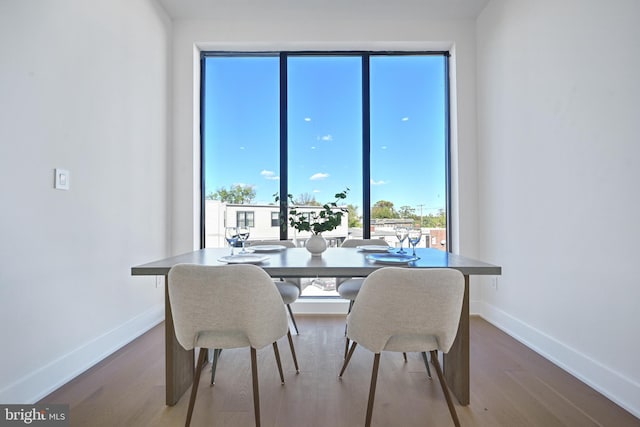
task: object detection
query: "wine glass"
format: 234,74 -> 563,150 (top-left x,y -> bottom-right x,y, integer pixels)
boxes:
237,226 -> 251,254
224,226 -> 238,255
395,226 -> 408,254
407,228 -> 422,256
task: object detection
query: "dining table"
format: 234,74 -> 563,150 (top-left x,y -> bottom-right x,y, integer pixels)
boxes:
131,246 -> 501,406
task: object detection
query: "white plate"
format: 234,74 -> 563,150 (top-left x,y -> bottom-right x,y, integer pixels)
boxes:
250,245 -> 287,252
356,245 -> 392,252
366,253 -> 420,264
218,254 -> 269,264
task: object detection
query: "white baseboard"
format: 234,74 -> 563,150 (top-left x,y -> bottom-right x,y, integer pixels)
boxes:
470,298 -> 483,315
477,301 -> 640,419
291,298 -> 350,315
0,304 -> 164,404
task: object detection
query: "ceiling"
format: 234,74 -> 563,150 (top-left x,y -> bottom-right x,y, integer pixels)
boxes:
156,0 -> 490,21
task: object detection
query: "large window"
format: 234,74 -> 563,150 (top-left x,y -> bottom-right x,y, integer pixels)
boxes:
287,56 -> 363,244
369,56 -> 448,243
201,56 -> 279,246
201,52 -> 450,294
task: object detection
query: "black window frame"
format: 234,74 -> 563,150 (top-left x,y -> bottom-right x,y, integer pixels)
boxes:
200,51 -> 451,250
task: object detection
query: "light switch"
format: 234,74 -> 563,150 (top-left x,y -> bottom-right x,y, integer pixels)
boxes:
54,168 -> 70,190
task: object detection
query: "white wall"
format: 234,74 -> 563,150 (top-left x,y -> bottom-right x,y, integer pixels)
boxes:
476,0 -> 640,416
0,0 -> 172,403
169,5 -> 483,281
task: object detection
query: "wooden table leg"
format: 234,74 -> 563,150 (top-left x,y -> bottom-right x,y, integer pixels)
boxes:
443,274 -> 470,405
165,274 -> 194,406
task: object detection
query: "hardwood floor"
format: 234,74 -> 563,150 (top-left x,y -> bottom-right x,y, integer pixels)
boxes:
40,316 -> 639,426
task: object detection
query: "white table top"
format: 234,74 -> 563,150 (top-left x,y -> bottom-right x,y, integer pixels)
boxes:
132,247 -> 501,277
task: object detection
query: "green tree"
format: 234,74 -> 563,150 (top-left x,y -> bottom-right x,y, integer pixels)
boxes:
421,209 -> 446,228
371,200 -> 398,219
398,205 -> 415,219
293,193 -> 321,206
346,204 -> 361,228
207,184 -> 256,204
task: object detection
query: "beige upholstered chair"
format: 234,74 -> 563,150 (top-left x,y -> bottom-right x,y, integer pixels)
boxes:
248,240 -> 301,334
339,239 -> 432,376
210,240 -> 301,387
337,238 -> 389,308
338,267 -> 464,427
168,263 -> 299,427
337,238 -> 390,356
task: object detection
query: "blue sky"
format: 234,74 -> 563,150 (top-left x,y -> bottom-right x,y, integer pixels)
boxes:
203,54 -> 446,216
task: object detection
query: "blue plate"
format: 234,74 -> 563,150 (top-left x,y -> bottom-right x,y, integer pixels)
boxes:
366,253 -> 420,264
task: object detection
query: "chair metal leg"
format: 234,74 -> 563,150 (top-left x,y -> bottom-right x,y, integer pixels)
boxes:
344,300 -> 354,358
286,304 -> 299,335
250,347 -> 261,427
339,341 -> 358,378
210,349 -> 222,385
344,337 -> 350,360
273,342 -> 285,384
286,329 -> 300,373
344,300 -> 354,336
185,348 -> 208,427
365,353 -> 381,427
421,351 -> 432,379
403,352 -> 407,363
430,350 -> 460,427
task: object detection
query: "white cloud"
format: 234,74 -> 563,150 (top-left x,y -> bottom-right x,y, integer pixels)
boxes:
260,170 -> 279,180
401,117 -> 409,121
320,134 -> 333,141
370,178 -> 387,186
310,172 -> 329,181
232,182 -> 254,188
380,145 -> 387,150
313,189 -> 321,193
304,117 -> 311,122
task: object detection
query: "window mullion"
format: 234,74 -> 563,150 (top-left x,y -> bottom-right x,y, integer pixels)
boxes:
362,54 -> 371,238
444,53 -> 452,253
279,53 -> 288,240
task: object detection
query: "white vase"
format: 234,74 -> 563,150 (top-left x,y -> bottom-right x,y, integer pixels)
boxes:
305,234 -> 327,256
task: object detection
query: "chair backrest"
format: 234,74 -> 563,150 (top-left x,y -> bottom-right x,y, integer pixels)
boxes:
336,239 -> 390,286
347,267 -> 464,354
247,240 -> 300,286
340,238 -> 389,248
168,263 -> 288,351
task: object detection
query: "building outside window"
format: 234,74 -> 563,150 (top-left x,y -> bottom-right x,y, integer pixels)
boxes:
236,211 -> 254,228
